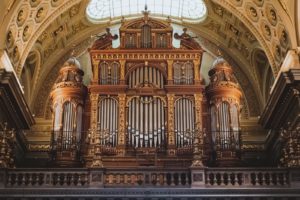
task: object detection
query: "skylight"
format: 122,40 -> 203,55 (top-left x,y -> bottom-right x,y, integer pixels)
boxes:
86,0 -> 207,24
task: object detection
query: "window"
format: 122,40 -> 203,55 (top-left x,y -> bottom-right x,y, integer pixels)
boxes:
86,0 -> 207,24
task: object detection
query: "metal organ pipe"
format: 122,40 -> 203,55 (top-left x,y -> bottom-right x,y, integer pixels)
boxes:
126,65 -> 166,148
173,62 -> 194,85
210,105 -> 217,146
98,98 -> 119,147
100,62 -> 120,85
127,96 -> 165,148
175,98 -> 195,147
230,105 -> 239,148
76,105 -> 83,146
217,102 -> 230,149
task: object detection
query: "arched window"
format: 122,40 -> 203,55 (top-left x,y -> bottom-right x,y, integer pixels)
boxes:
174,98 -> 195,147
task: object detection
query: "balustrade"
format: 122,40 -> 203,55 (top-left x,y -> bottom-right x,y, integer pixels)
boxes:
103,170 -> 191,187
205,168 -> 289,187
0,168 -> 293,188
5,170 -> 90,187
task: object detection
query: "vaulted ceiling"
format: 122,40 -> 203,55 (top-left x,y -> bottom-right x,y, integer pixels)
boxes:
0,0 -> 298,121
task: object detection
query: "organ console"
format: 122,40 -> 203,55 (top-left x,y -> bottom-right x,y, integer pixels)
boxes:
50,11 -> 242,168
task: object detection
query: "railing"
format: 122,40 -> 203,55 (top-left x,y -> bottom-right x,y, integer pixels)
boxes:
5,169 -> 90,187
1,167 -> 294,188
205,168 -> 290,187
103,169 -> 191,187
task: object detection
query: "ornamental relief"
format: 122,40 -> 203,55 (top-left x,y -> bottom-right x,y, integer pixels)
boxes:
260,20 -> 271,41
30,0 -> 42,7
16,7 -> 28,26
265,4 -> 278,26
12,0 -> 289,121
2,0 -> 293,85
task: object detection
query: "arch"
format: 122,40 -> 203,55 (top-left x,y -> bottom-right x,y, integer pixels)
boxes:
0,0 -> 293,81
126,63 -> 167,89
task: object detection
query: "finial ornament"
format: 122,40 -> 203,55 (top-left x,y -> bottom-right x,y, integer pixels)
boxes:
217,48 -> 222,57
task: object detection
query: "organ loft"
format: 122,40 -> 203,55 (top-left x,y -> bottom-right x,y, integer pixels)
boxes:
49,11 -> 243,171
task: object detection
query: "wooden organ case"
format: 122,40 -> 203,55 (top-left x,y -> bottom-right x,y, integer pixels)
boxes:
86,13 -> 206,169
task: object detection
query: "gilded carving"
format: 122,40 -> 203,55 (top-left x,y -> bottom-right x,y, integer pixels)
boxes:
69,5 -> 79,17
90,93 -> 98,130
35,7 -> 47,23
118,94 -> 126,146
253,0 -> 264,7
167,94 -> 175,146
22,25 -> 30,41
266,6 -> 277,26
17,9 -> 26,25
261,22 -> 271,40
246,4 -> 259,22
0,122 -> 16,168
6,30 -> 14,47
30,0 -> 41,7
12,46 -> 20,63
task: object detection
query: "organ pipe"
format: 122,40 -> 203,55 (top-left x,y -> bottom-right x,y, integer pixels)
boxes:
127,97 -> 165,148
206,56 -> 242,165
173,61 -> 194,85
97,97 -> 119,147
50,57 -> 87,167
175,98 -> 195,147
128,65 -> 164,89
100,61 -> 120,85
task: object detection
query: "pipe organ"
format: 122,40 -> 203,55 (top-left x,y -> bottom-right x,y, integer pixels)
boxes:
99,61 -> 120,85
128,65 -> 165,89
49,11 -> 243,168
206,57 -> 242,166
127,96 -> 166,148
175,98 -> 195,147
97,97 -> 119,147
173,62 -> 194,85
50,57 -> 87,166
